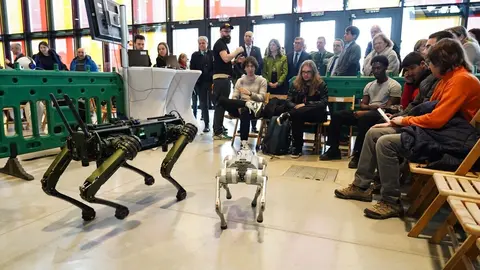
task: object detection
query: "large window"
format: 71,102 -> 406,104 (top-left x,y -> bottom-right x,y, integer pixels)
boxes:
253,23 -> 286,55
172,28 -> 199,66
137,26 -> 168,63
404,0 -> 463,6
52,0 -> 73,30
352,17 -> 392,58
81,36 -> 104,71
400,7 -> 461,59
210,0 -> 246,18
7,0 -> 24,34
211,26 -> 240,54
56,38 -> 75,68
172,0 -> 204,21
0,43 -> 4,68
300,21 -> 336,54
109,44 -> 122,71
29,0 -> 48,32
296,0 -> 343,12
347,0 -> 400,10
251,0 -> 292,15
133,0 -> 166,24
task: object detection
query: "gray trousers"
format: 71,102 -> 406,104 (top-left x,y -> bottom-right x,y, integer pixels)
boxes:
352,127 -> 408,205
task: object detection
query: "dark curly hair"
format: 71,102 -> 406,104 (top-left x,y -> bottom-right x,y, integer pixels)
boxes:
242,56 -> 259,70
427,38 -> 472,75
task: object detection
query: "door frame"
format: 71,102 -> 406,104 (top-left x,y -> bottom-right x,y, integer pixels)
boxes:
248,14 -> 293,53
166,20 -> 207,55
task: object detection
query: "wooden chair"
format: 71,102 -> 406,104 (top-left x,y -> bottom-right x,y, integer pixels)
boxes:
320,96 -> 356,155
434,196 -> 480,270
407,109 -> 480,217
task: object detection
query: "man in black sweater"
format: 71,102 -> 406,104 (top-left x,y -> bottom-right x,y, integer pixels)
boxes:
190,36 -> 214,133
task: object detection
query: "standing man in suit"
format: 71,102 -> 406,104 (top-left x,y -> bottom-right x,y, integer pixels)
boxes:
311,37 -> 334,76
333,26 -> 361,76
326,38 -> 344,76
287,37 -> 312,83
238,31 -> 263,132
191,36 -> 214,133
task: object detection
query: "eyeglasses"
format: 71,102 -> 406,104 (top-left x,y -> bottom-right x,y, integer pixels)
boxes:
301,70 -> 313,74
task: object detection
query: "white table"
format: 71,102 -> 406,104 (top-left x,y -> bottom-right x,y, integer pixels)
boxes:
127,67 -> 176,120
165,69 -> 201,126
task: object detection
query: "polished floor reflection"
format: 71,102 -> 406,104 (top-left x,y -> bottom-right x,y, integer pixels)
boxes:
0,123 -> 452,270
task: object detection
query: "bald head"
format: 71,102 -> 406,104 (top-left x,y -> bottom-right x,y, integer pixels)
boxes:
244,31 -> 254,46
371,25 -> 382,39
11,43 -> 22,55
77,48 -> 85,60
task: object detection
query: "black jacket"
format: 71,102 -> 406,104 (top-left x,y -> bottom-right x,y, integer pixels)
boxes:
286,81 -> 328,120
287,51 -> 312,82
7,53 -> 25,68
401,101 -> 480,171
239,45 -> 263,75
190,50 -> 214,84
396,70 -> 439,117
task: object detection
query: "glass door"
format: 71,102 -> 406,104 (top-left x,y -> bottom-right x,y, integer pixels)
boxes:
253,23 -> 286,56
210,25 -> 240,53
172,28 -> 200,65
300,20 -> 337,53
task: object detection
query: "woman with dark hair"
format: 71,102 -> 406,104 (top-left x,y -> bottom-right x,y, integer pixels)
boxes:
446,26 -> 480,68
216,56 -> 267,149
262,39 -> 288,94
156,42 -> 170,67
33,41 -> 66,70
334,38 -> 480,220
277,60 -> 328,158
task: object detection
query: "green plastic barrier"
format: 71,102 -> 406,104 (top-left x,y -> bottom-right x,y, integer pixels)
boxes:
0,64 -> 124,180
323,76 -> 405,99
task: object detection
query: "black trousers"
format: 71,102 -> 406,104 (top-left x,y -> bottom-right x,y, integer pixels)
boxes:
217,97 -> 255,140
289,105 -> 326,150
194,80 -> 211,126
213,78 -> 231,135
326,110 -> 382,156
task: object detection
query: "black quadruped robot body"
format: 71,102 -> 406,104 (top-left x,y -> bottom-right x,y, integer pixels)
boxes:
41,93 -> 197,221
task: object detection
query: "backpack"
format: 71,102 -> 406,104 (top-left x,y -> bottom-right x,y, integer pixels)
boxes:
261,116 -> 291,155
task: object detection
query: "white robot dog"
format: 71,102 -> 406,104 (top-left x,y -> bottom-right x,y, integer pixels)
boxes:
215,148 -> 268,230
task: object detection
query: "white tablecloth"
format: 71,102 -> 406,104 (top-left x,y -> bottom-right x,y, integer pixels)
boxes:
164,69 -> 201,126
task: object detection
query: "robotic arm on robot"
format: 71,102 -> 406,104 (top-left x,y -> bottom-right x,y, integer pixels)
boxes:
41,93 -> 197,221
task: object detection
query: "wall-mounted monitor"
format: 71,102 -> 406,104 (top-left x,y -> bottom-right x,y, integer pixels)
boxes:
84,0 -> 122,44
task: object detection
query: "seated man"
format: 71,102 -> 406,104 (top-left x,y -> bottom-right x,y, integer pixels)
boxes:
334,38 -> 480,219
217,56 -> 266,149
320,55 -> 401,168
277,60 -> 329,158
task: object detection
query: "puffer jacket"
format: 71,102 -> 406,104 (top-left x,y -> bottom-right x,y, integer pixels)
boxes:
363,45 -> 400,76
401,101 -> 480,171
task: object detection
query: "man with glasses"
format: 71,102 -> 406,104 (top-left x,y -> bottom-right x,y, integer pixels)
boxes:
287,37 -> 311,83
212,23 -> 245,140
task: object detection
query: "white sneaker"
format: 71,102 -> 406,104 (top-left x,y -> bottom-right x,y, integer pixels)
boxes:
245,101 -> 263,118
241,140 -> 250,150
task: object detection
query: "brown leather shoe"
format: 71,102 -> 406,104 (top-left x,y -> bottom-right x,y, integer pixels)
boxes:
334,184 -> 373,202
364,201 -> 404,219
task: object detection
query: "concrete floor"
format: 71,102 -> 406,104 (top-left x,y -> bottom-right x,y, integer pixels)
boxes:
0,118 -> 454,270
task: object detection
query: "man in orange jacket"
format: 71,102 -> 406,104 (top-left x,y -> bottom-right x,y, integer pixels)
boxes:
334,38 -> 480,219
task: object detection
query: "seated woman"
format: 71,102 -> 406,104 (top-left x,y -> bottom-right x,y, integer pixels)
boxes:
363,33 -> 400,76
33,41 -> 66,70
277,60 -> 328,158
215,56 -> 266,148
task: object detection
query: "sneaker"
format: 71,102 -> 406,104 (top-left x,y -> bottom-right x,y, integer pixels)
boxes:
245,101 -> 263,118
290,147 -> 302,159
320,148 -> 342,161
203,127 -> 210,133
276,112 -> 290,125
251,127 -> 258,133
348,155 -> 359,169
213,133 -> 232,140
240,140 -> 250,150
334,184 -> 373,202
364,201 -> 404,219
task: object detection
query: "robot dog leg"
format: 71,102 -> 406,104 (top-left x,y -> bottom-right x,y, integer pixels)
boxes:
215,150 -> 268,229
79,135 -> 142,219
41,146 -> 96,221
161,123 -> 198,201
